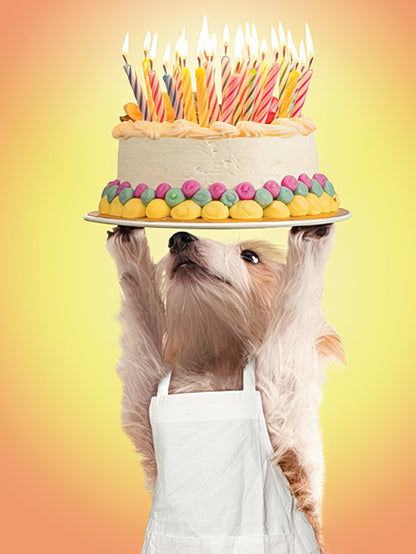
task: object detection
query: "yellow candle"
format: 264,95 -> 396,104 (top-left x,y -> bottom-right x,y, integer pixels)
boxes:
142,58 -> 156,120
195,66 -> 209,127
180,66 -> 197,123
278,68 -> 300,117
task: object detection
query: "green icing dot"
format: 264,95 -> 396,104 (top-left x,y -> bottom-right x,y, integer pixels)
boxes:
310,179 -> 323,197
140,188 -> 156,206
119,187 -> 134,205
101,184 -> 111,198
107,185 -> 119,203
323,180 -> 335,197
165,188 -> 186,207
192,188 -> 212,207
254,188 -> 273,208
220,190 -> 239,207
276,186 -> 294,204
294,181 -> 308,197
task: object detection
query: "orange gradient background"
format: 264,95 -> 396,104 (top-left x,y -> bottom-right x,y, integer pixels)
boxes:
1,0 -> 415,552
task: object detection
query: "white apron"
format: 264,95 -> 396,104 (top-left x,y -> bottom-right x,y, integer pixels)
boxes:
142,357 -> 320,554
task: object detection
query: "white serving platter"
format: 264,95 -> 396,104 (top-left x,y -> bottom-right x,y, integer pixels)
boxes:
84,208 -> 351,230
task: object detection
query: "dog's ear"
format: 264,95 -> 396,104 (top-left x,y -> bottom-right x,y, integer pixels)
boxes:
316,330 -> 346,366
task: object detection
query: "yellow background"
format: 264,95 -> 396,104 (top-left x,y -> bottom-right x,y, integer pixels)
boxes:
1,0 -> 415,552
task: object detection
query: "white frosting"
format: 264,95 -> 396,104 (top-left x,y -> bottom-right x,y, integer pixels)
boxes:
117,133 -> 319,189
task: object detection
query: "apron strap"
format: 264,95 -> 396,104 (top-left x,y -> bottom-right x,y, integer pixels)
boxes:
157,357 -> 256,396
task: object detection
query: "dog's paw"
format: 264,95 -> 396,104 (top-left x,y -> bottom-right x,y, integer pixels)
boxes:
106,225 -> 144,242
290,223 -> 334,240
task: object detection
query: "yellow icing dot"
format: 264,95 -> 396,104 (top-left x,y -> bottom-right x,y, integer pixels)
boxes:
288,195 -> 309,217
201,201 -> 229,221
229,200 -> 263,220
306,193 -> 322,215
121,198 -> 146,218
99,195 -> 111,214
318,191 -> 333,213
263,200 -> 290,219
146,198 -> 171,219
331,193 -> 340,211
109,196 -> 123,216
171,200 -> 202,220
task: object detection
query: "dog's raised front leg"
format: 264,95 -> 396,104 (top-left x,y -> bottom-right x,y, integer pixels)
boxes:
106,226 -> 166,495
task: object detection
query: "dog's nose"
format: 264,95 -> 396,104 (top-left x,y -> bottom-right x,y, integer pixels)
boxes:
168,232 -> 198,253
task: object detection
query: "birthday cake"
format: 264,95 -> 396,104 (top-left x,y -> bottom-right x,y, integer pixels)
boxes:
97,22 -> 341,222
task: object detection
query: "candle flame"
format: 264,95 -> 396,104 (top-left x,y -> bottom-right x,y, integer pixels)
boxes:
278,22 -> 286,47
245,22 -> 251,44
163,43 -> 171,65
287,30 -> 298,61
299,40 -> 306,64
271,26 -> 279,52
122,32 -> 129,54
223,24 -> 230,46
250,32 -> 259,59
305,23 -> 314,57
149,32 -> 158,61
234,26 -> 244,60
183,38 -> 189,59
260,38 -> 268,56
143,31 -> 151,53
211,34 -> 217,57
197,17 -> 209,57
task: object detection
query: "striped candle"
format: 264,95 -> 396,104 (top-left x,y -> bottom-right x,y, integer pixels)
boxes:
221,55 -> 231,103
240,69 -> 258,121
232,59 -> 249,124
163,73 -> 183,119
195,66 -> 209,127
266,96 -> 279,123
142,58 -> 156,121
203,60 -> 220,123
253,62 -> 280,123
278,67 -> 300,117
122,63 -> 150,121
277,56 -> 290,98
180,66 -> 197,123
148,71 -> 167,122
219,73 -> 241,123
291,69 -> 313,117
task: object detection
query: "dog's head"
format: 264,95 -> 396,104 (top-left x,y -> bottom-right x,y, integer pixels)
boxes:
157,232 -> 285,367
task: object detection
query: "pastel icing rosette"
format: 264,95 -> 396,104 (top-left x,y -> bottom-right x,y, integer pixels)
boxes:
297,174 -> 313,189
99,195 -> 111,214
192,188 -> 212,207
221,190 -> 239,207
121,198 -> 146,218
117,181 -> 131,194
263,200 -> 290,219
140,188 -> 156,205
182,179 -> 201,197
313,173 -> 328,187
201,201 -> 229,221
171,199 -> 202,220
254,188 -> 273,208
107,184 -> 119,203
209,182 -> 227,200
323,180 -> 335,196
109,196 -> 123,216
165,187 -> 186,207
294,181 -> 309,197
288,195 -> 309,216
276,186 -> 294,204
235,182 -> 256,200
310,179 -> 324,197
306,193 -> 322,215
281,175 -> 298,192
119,187 -> 134,204
263,180 -> 281,198
229,200 -> 263,220
155,182 -> 171,199
146,198 -> 171,219
134,183 -> 148,198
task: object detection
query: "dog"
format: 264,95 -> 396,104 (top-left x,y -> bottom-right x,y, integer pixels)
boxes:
106,223 -> 344,552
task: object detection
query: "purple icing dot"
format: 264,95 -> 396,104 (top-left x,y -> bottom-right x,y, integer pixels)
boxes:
155,182 -> 171,199
134,183 -> 148,198
182,179 -> 201,197
117,181 -> 131,194
298,173 -> 313,189
281,175 -> 298,191
236,182 -> 255,200
263,180 -> 281,198
313,173 -> 328,187
209,182 -> 227,200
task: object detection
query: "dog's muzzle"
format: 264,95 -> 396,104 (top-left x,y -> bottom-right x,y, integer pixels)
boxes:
168,232 -> 198,254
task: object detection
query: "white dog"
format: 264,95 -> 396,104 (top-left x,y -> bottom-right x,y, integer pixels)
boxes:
106,224 -> 344,552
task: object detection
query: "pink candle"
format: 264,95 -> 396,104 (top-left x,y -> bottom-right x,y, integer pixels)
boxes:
148,71 -> 167,122
203,60 -> 220,123
253,62 -> 280,123
291,69 -> 313,118
219,74 -> 241,123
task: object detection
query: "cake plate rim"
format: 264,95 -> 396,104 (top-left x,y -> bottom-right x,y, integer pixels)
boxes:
83,208 -> 351,230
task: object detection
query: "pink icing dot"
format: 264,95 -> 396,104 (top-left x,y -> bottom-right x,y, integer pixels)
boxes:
298,173 -> 313,189
117,181 -> 131,194
182,179 -> 201,197
108,179 -> 120,187
134,183 -> 148,198
281,175 -> 298,191
313,173 -> 328,187
236,182 -> 255,200
209,182 -> 227,200
263,180 -> 281,198
155,182 -> 171,199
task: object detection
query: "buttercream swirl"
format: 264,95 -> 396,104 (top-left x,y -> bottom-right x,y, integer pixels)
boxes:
112,117 -> 316,140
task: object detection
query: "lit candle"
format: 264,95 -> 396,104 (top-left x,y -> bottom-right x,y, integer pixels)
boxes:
147,33 -> 166,121
253,60 -> 280,123
162,44 -> 183,120
277,22 -> 290,98
121,33 -> 150,121
291,37 -> 314,117
203,35 -> 220,122
195,60 -> 209,127
142,31 -> 156,120
278,30 -> 300,117
240,69 -> 258,121
305,23 -> 314,68
221,25 -> 231,103
180,38 -> 197,123
233,27 -> 249,119
219,73 -> 241,123
252,38 -> 268,117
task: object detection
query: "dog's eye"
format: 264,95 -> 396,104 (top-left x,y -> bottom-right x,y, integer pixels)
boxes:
241,250 -> 260,264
